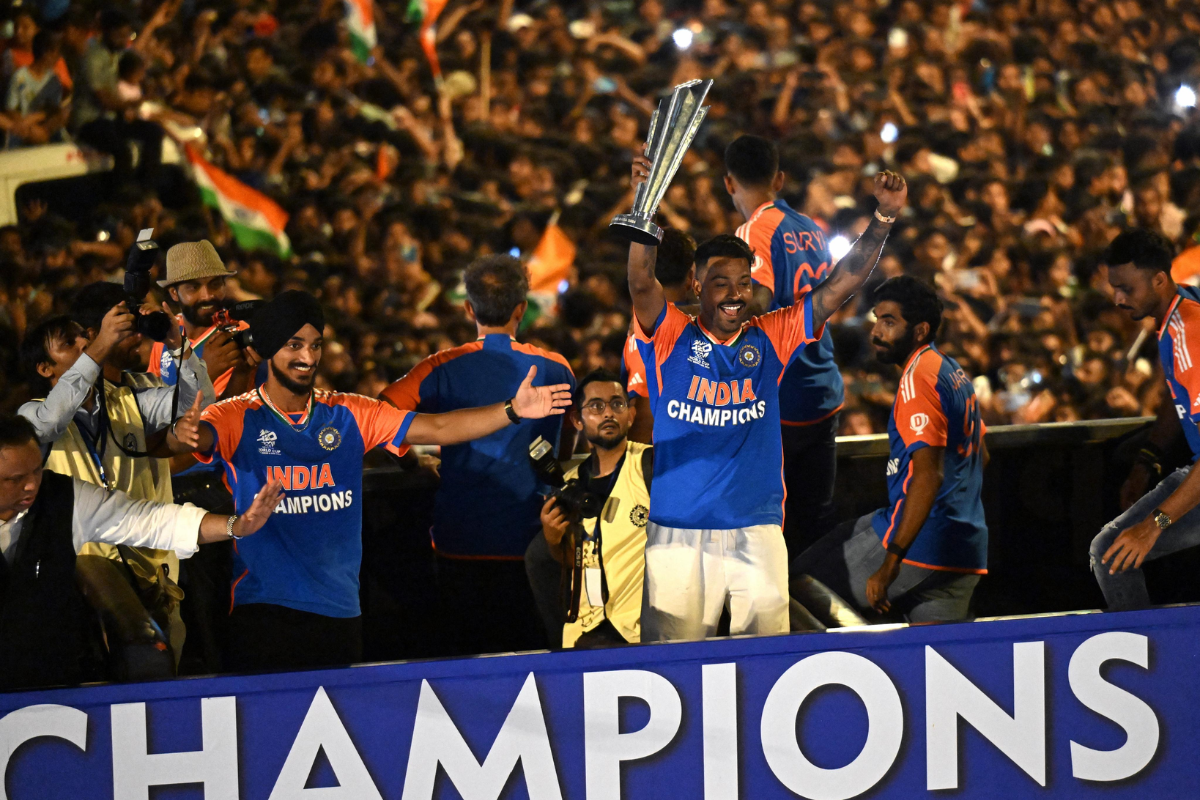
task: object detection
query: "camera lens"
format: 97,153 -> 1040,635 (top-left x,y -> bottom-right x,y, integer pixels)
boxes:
137,310 -> 174,342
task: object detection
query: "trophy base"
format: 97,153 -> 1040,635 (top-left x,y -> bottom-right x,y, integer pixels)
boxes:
609,215 -> 663,246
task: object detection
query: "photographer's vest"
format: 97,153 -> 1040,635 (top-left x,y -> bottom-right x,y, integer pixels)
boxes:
40,374 -> 184,658
562,441 -> 651,648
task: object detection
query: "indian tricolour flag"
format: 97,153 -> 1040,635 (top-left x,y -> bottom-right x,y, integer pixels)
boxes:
346,0 -> 376,64
185,145 -> 291,258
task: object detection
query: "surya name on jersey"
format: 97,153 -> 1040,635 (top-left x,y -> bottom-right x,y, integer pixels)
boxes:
264,463 -> 354,515
665,376 -> 767,428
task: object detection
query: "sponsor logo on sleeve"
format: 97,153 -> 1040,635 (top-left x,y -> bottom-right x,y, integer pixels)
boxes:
910,413 -> 930,436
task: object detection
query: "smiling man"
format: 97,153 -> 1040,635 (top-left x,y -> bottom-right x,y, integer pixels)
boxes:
167,290 -> 572,671
794,277 -> 988,623
150,240 -> 258,400
627,158 -> 907,641
1090,229 -> 1200,609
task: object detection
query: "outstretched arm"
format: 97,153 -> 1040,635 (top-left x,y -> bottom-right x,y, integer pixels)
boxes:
628,154 -> 667,333
810,170 -> 908,329
405,366 -> 572,445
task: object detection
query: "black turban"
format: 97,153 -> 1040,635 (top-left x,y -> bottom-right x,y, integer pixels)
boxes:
250,290 -> 325,359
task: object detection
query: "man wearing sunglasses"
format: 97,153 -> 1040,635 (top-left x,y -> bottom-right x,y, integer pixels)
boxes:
539,370 -> 652,648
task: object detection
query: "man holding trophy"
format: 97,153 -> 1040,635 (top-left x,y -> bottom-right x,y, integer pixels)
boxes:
615,79 -> 908,641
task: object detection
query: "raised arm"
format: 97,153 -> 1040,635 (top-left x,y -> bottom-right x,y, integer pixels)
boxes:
628,154 -> 667,333
810,170 -> 908,330
404,365 -> 572,445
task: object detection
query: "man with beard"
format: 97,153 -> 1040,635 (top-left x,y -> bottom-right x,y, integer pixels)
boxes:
793,277 -> 988,622
1091,230 -> 1200,608
627,156 -> 907,641
149,240 -> 260,400
539,370 -> 652,649
167,290 -> 572,671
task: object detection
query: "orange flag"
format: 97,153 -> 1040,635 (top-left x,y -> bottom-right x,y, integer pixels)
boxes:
528,214 -> 576,293
420,0 -> 449,79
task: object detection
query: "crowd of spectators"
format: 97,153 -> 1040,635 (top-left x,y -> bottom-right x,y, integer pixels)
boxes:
0,0 -> 1196,432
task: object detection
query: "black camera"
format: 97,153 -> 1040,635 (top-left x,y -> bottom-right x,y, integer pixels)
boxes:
529,435 -> 601,522
122,229 -> 173,342
214,299 -> 265,350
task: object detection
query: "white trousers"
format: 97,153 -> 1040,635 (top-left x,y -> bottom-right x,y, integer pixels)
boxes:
641,523 -> 790,641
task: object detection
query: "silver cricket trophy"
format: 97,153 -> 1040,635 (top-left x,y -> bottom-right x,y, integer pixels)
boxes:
609,78 -> 713,246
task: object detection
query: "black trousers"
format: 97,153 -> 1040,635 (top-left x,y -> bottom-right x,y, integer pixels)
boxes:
781,413 -> 840,561
226,603 -> 362,673
437,554 -> 547,656
77,117 -> 163,186
524,532 -> 564,649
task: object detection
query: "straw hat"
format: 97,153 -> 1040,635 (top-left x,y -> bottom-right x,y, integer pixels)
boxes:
157,240 -> 237,287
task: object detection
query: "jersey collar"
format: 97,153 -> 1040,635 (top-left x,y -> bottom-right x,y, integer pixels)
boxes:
1158,293 -> 1183,340
257,385 -> 315,430
696,316 -> 745,346
901,343 -> 935,376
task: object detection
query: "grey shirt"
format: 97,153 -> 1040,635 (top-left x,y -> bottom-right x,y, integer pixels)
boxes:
18,351 -> 215,453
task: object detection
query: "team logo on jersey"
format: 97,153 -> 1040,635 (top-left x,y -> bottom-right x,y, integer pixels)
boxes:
123,433 -> 138,451
688,340 -> 712,368
738,344 -> 761,368
910,412 -> 930,436
159,348 -> 174,374
886,457 -> 899,476
318,426 -> 342,451
630,504 -> 649,527
258,429 -> 281,455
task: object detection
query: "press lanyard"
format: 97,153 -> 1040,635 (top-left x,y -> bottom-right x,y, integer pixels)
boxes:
80,387 -> 112,491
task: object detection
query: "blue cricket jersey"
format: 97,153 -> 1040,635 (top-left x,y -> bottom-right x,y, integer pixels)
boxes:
633,299 -> 820,530
737,198 -> 845,424
871,344 -> 988,572
381,333 -> 576,558
1158,286 -> 1200,460
199,389 -> 413,617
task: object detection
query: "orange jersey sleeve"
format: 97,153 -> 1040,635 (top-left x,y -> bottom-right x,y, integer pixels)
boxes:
331,393 -> 415,455
751,291 -> 820,369
197,394 -> 257,463
380,341 -> 486,412
894,351 -> 948,449
737,205 -> 784,291
624,333 -> 648,397
632,303 -> 692,368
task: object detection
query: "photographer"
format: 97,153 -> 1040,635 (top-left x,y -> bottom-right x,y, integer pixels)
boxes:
149,240 -> 262,401
18,281 -> 215,660
538,370 -> 652,649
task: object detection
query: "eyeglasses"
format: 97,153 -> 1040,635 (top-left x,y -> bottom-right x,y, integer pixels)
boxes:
580,398 -> 629,414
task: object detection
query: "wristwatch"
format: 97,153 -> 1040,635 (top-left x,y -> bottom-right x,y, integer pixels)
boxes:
504,398 -> 521,424
1151,508 -> 1173,532
227,515 -> 242,540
